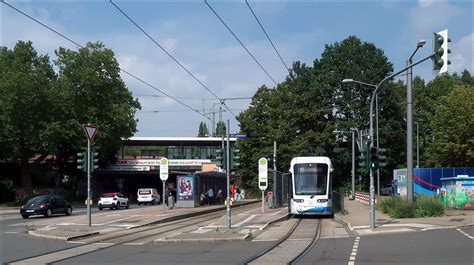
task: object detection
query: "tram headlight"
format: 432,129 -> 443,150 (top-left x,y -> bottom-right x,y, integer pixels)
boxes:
317,199 -> 328,203
293,199 -> 304,203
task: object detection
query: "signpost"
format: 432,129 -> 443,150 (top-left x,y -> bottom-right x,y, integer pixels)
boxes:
258,157 -> 268,213
83,125 -> 97,227
160,157 -> 169,211
229,134 -> 247,138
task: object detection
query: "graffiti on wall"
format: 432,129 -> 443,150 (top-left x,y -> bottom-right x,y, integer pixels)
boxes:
439,176 -> 474,209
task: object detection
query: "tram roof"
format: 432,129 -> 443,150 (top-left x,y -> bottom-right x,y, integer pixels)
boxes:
123,137 -> 237,147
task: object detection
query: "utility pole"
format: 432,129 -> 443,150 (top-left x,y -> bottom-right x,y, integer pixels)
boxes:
273,141 -> 277,207
226,119 -> 231,229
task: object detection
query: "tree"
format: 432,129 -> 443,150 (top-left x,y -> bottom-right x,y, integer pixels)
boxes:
0,41 -> 57,194
215,121 -> 226,137
0,41 -> 141,195
430,85 -> 473,166
197,122 -> 209,137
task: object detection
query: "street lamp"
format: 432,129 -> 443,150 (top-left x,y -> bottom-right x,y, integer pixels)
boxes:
341,78 -> 382,199
407,40 -> 426,206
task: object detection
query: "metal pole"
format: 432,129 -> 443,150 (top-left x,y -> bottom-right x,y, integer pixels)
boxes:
273,141 -> 277,207
407,59 -> 414,206
87,140 -> 91,227
162,180 -> 165,211
351,130 -> 355,199
262,190 -> 264,213
368,52 -> 434,229
376,94 -> 380,199
416,122 -> 419,168
226,119 -> 231,229
212,105 -> 215,137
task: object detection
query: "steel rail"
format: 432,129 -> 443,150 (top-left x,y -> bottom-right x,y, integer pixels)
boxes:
288,219 -> 322,264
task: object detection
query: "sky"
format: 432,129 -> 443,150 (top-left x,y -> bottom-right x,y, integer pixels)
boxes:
1,0 -> 472,137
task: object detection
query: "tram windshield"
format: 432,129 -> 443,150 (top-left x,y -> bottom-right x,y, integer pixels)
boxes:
293,163 -> 328,195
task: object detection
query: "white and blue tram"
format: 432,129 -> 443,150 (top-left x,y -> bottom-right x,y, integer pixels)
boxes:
288,156 -> 333,216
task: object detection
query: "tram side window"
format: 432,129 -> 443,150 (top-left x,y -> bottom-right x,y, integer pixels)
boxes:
294,163 -> 328,195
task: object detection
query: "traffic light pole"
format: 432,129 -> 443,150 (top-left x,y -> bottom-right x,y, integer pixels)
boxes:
368,52 -> 434,229
87,140 -> 91,227
351,130 -> 355,200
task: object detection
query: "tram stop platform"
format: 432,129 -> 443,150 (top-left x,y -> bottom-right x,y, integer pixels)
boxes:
334,196 -> 473,236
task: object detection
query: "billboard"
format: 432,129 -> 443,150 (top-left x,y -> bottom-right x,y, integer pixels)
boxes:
177,175 -> 194,201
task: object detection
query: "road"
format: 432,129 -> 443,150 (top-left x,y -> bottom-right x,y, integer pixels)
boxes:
1,206 -> 473,264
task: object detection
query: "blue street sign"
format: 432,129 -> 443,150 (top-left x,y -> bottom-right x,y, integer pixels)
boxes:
230,134 -> 247,138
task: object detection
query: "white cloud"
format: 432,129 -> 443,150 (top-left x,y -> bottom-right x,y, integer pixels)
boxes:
409,1 -> 464,33
449,32 -> 474,74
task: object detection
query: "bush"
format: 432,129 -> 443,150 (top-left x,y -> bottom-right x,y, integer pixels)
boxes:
0,178 -> 15,203
377,195 -> 444,218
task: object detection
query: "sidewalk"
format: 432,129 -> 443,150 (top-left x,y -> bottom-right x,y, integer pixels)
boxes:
335,196 -> 474,236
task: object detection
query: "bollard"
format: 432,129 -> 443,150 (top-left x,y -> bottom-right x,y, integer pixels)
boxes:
268,193 -> 274,209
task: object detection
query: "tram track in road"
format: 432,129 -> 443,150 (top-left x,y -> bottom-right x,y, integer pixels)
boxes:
8,203 -> 258,264
242,217 -> 322,265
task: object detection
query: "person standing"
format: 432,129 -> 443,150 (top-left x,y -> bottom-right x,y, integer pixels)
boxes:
207,188 -> 214,205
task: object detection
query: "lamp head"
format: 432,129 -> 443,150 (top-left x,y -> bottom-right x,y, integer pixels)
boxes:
342,78 -> 354,84
417,40 -> 426,48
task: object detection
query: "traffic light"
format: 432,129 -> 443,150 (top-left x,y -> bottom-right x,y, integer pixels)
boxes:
231,147 -> 240,170
357,148 -> 368,169
90,145 -> 99,171
370,146 -> 378,169
215,148 -> 225,169
77,151 -> 88,172
377,148 -> 387,168
432,29 -> 451,74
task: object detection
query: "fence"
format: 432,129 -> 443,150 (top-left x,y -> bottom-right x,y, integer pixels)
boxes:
332,191 -> 345,213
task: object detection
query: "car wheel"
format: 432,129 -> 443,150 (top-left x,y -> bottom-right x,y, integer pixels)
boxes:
125,202 -> 129,209
44,208 -> 52,218
137,202 -> 141,206
21,214 -> 29,219
115,203 -> 120,210
98,206 -> 103,211
65,206 -> 72,215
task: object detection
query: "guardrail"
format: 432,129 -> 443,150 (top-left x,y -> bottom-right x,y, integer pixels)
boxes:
355,192 -> 378,205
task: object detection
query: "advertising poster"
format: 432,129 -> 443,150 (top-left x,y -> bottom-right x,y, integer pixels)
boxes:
177,175 -> 194,201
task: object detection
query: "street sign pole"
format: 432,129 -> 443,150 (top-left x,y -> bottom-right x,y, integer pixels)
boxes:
258,158 -> 268,213
83,125 -> 97,228
226,120 -> 231,229
87,139 -> 91,227
160,158 -> 169,212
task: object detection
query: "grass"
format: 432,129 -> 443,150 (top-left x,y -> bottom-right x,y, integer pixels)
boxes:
377,195 -> 445,218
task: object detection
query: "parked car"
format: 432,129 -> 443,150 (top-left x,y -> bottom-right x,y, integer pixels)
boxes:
20,195 -> 73,219
137,188 -> 161,205
381,185 -> 393,196
98,192 -> 129,210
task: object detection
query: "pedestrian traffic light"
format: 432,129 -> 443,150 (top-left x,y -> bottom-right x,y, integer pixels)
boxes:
215,148 -> 225,169
370,146 -> 378,169
432,29 -> 451,74
77,151 -> 87,172
377,148 -> 387,168
357,148 -> 368,169
231,147 -> 240,170
90,145 -> 99,172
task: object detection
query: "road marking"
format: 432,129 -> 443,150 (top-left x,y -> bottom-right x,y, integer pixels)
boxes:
67,241 -> 86,244
94,215 -> 137,226
348,236 -> 360,265
123,242 -> 144,245
4,231 -> 18,234
233,215 -> 257,227
456,228 -> 474,239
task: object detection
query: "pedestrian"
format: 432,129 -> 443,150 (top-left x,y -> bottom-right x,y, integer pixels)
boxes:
207,187 -> 214,205
216,189 -> 223,204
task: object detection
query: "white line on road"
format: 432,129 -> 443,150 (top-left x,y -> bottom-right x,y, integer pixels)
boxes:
3,231 -> 18,234
233,215 -> 257,227
348,236 -> 360,265
456,228 -> 474,239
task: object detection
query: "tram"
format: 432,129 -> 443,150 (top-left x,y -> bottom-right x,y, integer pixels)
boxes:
288,156 -> 333,217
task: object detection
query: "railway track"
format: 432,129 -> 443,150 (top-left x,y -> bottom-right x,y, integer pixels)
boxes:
242,217 -> 322,265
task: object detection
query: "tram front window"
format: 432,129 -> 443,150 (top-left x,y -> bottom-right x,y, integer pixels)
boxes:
294,163 -> 328,195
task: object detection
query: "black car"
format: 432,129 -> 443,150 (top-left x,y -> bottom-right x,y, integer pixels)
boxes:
20,195 -> 73,219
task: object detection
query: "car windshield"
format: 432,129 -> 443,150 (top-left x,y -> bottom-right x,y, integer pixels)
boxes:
26,195 -> 50,205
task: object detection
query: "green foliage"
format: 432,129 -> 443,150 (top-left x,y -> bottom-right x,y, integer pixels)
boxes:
378,195 -> 444,218
215,121 -> 226,137
197,122 -> 209,137
0,178 -> 15,203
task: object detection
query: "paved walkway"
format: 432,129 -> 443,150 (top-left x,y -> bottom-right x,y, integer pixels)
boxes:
335,196 -> 474,236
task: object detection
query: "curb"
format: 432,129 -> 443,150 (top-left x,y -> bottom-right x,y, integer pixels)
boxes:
155,234 -> 248,243
421,223 -> 474,231
28,230 -> 99,241
334,213 -> 353,231
127,200 -> 259,230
